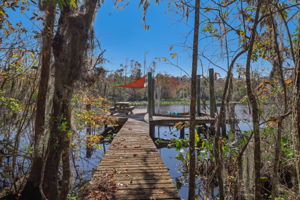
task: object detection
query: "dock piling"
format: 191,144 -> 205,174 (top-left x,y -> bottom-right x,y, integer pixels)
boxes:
196,75 -> 201,116
209,68 -> 217,118
147,72 -> 154,120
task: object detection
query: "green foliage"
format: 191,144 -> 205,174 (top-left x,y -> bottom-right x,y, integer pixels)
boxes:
57,0 -> 77,9
58,116 -> 69,132
260,176 -> 268,180
202,22 -> 218,36
281,137 -> 294,159
203,7 -> 213,13
26,146 -> 34,155
155,138 -> 162,145
58,115 -> 73,140
175,152 -> 185,162
198,138 -> 213,158
175,139 -> 189,151
73,94 -> 116,130
239,95 -> 249,104
0,90 -> 23,112
261,127 -> 274,136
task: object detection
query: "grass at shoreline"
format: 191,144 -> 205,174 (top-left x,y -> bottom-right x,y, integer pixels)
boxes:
129,100 -> 244,106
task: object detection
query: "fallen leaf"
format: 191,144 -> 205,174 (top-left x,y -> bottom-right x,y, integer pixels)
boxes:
285,79 -> 292,85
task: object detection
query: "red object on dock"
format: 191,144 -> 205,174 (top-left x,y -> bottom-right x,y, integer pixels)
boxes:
118,76 -> 147,88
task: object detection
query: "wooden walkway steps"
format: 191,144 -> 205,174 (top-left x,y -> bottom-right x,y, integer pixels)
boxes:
90,118 -> 180,200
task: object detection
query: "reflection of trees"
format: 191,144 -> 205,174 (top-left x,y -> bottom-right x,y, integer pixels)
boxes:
156,73 -> 190,100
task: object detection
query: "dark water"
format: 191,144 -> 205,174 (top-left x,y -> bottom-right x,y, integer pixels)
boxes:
155,126 -> 189,199
152,104 -> 251,199
155,104 -> 190,114
75,143 -> 109,181
81,104 -> 250,199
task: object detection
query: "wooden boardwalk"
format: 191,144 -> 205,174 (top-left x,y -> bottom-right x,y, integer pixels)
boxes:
91,118 -> 180,200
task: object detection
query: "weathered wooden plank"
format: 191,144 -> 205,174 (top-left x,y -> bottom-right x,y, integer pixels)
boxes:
149,115 -> 237,126
115,179 -> 174,184
100,163 -> 166,167
115,194 -> 180,200
96,169 -> 170,174
102,157 -> 161,161
115,188 -> 180,198
117,183 -> 178,189
93,172 -> 172,180
115,189 -> 179,195
150,116 -> 215,126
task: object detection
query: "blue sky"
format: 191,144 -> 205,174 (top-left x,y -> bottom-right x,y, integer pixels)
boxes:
95,0 -> 196,76
94,0 -> 231,77
94,0 -> 298,78
94,0 -> 271,77
6,0 -> 293,77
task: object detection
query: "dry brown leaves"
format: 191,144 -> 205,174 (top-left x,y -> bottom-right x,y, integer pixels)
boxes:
83,172 -> 117,200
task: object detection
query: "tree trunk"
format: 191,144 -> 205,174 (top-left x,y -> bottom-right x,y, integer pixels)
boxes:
60,143 -> 71,200
86,104 -> 93,158
188,0 -> 200,199
215,47 -> 248,200
244,1 -> 262,199
276,3 -> 296,65
21,2 -> 55,199
293,16 -> 300,194
42,1 -> 98,199
269,8 -> 288,199
43,100 -> 71,200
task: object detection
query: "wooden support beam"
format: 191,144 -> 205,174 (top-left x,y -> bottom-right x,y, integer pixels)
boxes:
180,128 -> 185,139
209,68 -> 217,118
150,124 -> 155,139
196,126 -> 201,136
152,77 -> 155,116
196,75 -> 201,116
147,72 -> 154,120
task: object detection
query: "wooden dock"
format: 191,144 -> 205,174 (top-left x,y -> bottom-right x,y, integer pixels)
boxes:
149,115 -> 215,126
145,114 -> 237,126
90,118 -> 180,200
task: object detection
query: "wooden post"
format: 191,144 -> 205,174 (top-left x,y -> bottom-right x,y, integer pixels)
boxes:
209,68 -> 216,118
229,103 -> 236,137
86,104 -> 92,158
149,123 -> 155,139
147,72 -> 154,120
158,126 -> 160,138
103,124 -> 108,132
180,128 -> 185,139
196,125 -> 201,136
152,77 -> 155,116
196,75 -> 201,116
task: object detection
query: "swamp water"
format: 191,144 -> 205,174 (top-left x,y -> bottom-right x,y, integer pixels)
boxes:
79,104 -> 250,199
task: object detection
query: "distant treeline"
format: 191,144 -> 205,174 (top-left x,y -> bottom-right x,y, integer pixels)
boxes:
95,70 -> 247,103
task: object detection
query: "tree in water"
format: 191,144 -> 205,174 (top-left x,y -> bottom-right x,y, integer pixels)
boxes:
42,1 -> 100,199
188,0 -> 200,199
244,1 -> 263,199
21,1 -> 100,199
21,0 -> 56,199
